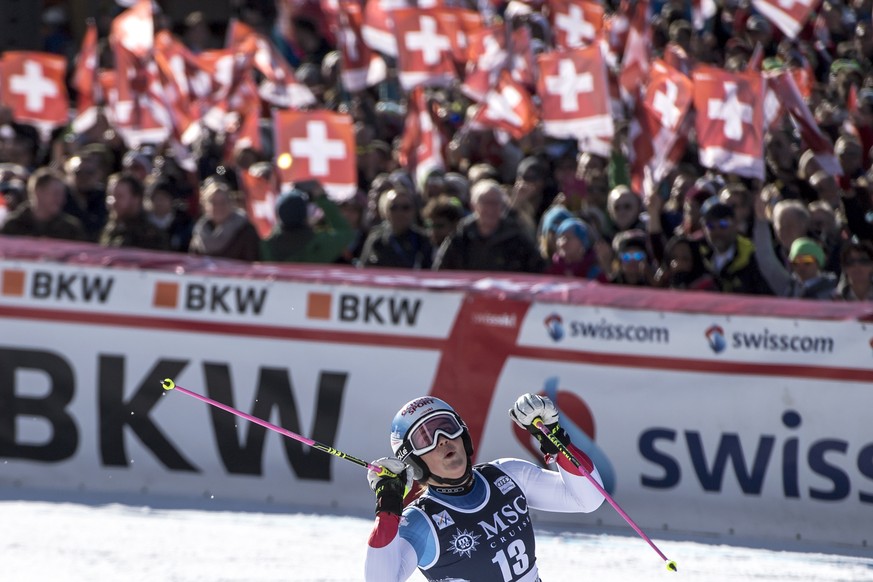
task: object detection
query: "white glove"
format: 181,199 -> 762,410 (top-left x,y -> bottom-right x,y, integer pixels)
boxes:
509,393 -> 559,430
367,456 -> 414,492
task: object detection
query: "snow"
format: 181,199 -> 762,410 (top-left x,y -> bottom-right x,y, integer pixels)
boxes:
1,489 -> 871,581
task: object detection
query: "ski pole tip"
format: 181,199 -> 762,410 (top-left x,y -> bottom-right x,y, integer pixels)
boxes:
161,378 -> 176,391
666,560 -> 678,572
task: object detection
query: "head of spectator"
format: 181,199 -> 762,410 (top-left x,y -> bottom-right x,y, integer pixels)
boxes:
443,172 -> 471,207
27,167 -> 68,224
200,176 -> 238,228
379,188 -> 418,236
555,217 -> 592,263
667,168 -> 697,214
106,172 -> 146,223
423,195 -> 464,249
765,129 -> 797,176
701,197 -> 738,253
797,149 -> 823,182
467,163 -> 500,185
1,178 -> 27,214
1,124 -> 40,169
470,179 -> 508,237
808,170 -> 843,207
607,185 -> 642,232
538,204 -> 573,258
611,229 -> 651,286
788,237 -> 826,283
855,21 -> 873,62
423,169 -> 447,203
122,150 -> 153,184
145,178 -> 176,224
657,235 -> 713,290
576,153 -> 608,209
276,188 -> 309,232
807,200 -> 840,244
514,156 -> 549,206
835,135 -> 864,178
837,239 -> 873,300
829,59 -> 863,104
0,162 -> 29,183
65,154 -> 104,196
719,183 -> 753,235
668,19 -> 693,53
682,179 -> 716,236
745,15 -> 772,48
772,199 -> 811,253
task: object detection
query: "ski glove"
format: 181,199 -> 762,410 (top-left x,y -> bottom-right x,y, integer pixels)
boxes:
367,457 -> 413,516
509,393 -> 570,457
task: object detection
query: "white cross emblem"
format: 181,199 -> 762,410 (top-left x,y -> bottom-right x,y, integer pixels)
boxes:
545,58 -> 593,112
10,61 -> 59,112
555,5 -> 595,47
252,189 -> 277,223
777,0 -> 811,9
652,80 -> 681,130
119,12 -> 153,55
484,85 -> 523,127
707,82 -> 753,141
289,121 -> 346,176
340,26 -> 359,62
405,16 -> 451,66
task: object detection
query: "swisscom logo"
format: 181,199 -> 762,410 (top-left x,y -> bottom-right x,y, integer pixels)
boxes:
705,325 -> 727,353
544,313 -> 564,341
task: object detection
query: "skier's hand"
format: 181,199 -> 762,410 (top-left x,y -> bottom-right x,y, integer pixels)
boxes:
509,393 -> 568,457
367,457 -> 413,516
509,393 -> 559,430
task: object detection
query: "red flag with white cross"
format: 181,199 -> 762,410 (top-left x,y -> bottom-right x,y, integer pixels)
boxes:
393,8 -> 458,90
461,25 -> 508,101
110,0 -> 153,59
693,65 -> 765,180
472,71 -> 539,141
336,2 -> 388,92
398,86 -> 445,188
751,0 -> 815,38
274,110 -> 357,198
72,20 -> 100,133
1,51 -> 69,132
536,44 -> 614,156
241,168 -> 280,239
548,0 -> 604,49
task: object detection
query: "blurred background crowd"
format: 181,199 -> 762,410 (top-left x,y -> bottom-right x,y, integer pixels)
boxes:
0,0 -> 872,301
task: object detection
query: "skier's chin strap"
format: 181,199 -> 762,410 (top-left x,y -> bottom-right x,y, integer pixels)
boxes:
428,458 -> 474,494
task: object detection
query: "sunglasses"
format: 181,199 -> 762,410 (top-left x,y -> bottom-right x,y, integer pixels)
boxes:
620,251 -> 646,263
791,255 -> 819,266
705,219 -> 733,230
389,203 -> 413,212
407,412 -> 465,456
614,203 -> 635,212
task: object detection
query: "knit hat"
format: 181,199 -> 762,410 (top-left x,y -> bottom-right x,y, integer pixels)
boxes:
555,217 -> 592,251
789,237 -> 825,267
540,205 -> 573,236
276,188 -> 309,228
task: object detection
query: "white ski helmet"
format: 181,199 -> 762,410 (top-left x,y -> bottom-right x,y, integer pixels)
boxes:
390,396 -> 474,483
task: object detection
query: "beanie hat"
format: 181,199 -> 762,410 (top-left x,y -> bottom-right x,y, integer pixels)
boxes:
540,205 -> 573,236
276,188 -> 308,228
789,237 -> 825,267
555,217 -> 592,251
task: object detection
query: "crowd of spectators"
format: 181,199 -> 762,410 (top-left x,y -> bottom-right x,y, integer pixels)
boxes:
1,0 -> 872,302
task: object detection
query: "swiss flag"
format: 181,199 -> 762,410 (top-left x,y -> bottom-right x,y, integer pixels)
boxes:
767,70 -> 841,175
336,2 -> 388,92
618,0 -> 650,102
1,51 -> 69,131
629,60 -> 693,196
241,168 -> 280,239
509,26 -> 537,89
548,0 -> 604,49
393,8 -> 458,90
536,45 -> 614,156
105,43 -> 171,147
274,110 -> 357,198
693,66 -> 765,180
399,86 -> 445,187
461,25 -> 508,101
471,71 -> 539,141
751,0 -> 815,38
72,20 -> 99,133
110,0 -> 153,59
362,0 -> 405,57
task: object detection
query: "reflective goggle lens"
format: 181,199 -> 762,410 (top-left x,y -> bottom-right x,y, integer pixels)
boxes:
409,413 -> 464,455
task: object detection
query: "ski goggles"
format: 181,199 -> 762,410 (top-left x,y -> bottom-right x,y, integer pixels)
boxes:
407,412 -> 465,456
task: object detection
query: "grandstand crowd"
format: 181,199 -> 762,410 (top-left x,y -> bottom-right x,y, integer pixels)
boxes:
1,0 -> 872,301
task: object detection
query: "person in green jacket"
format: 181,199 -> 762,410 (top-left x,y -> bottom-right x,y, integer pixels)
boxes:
261,181 -> 354,264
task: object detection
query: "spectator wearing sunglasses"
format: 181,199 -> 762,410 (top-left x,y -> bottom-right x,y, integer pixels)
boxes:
700,197 -> 773,295
364,394 -> 604,582
359,189 -> 432,269
609,229 -> 654,286
835,240 -> 873,300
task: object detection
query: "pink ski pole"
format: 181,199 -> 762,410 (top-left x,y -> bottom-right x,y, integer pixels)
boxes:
161,378 -> 397,478
533,418 -> 678,572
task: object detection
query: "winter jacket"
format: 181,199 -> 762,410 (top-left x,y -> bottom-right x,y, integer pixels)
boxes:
699,235 -> 773,295
359,223 -> 432,269
1,205 -> 87,241
433,214 -> 546,273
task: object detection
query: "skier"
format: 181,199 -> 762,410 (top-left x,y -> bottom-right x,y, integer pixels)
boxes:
365,393 -> 605,581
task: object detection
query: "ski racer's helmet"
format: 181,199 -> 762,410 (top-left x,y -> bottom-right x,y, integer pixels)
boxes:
390,396 -> 474,484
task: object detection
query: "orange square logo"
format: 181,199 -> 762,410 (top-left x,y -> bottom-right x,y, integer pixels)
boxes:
306,292 -> 332,320
1,270 -> 25,296
153,281 -> 179,309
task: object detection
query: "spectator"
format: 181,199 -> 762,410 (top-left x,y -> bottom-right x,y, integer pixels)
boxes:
608,229 -> 654,286
0,178 -> 27,224
719,182 -> 754,236
422,195 -> 464,256
101,172 -> 169,250
700,198 -> 772,295
189,177 -> 260,261
1,167 -> 86,241
63,149 -> 110,241
546,217 -> 605,280
262,185 -> 353,264
336,193 -> 369,265
606,185 -> 644,236
771,199 -> 811,264
433,179 -> 545,273
360,188 -> 432,269
654,235 -> 716,290
835,240 -> 873,300
537,204 -> 573,260
145,177 -> 193,253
